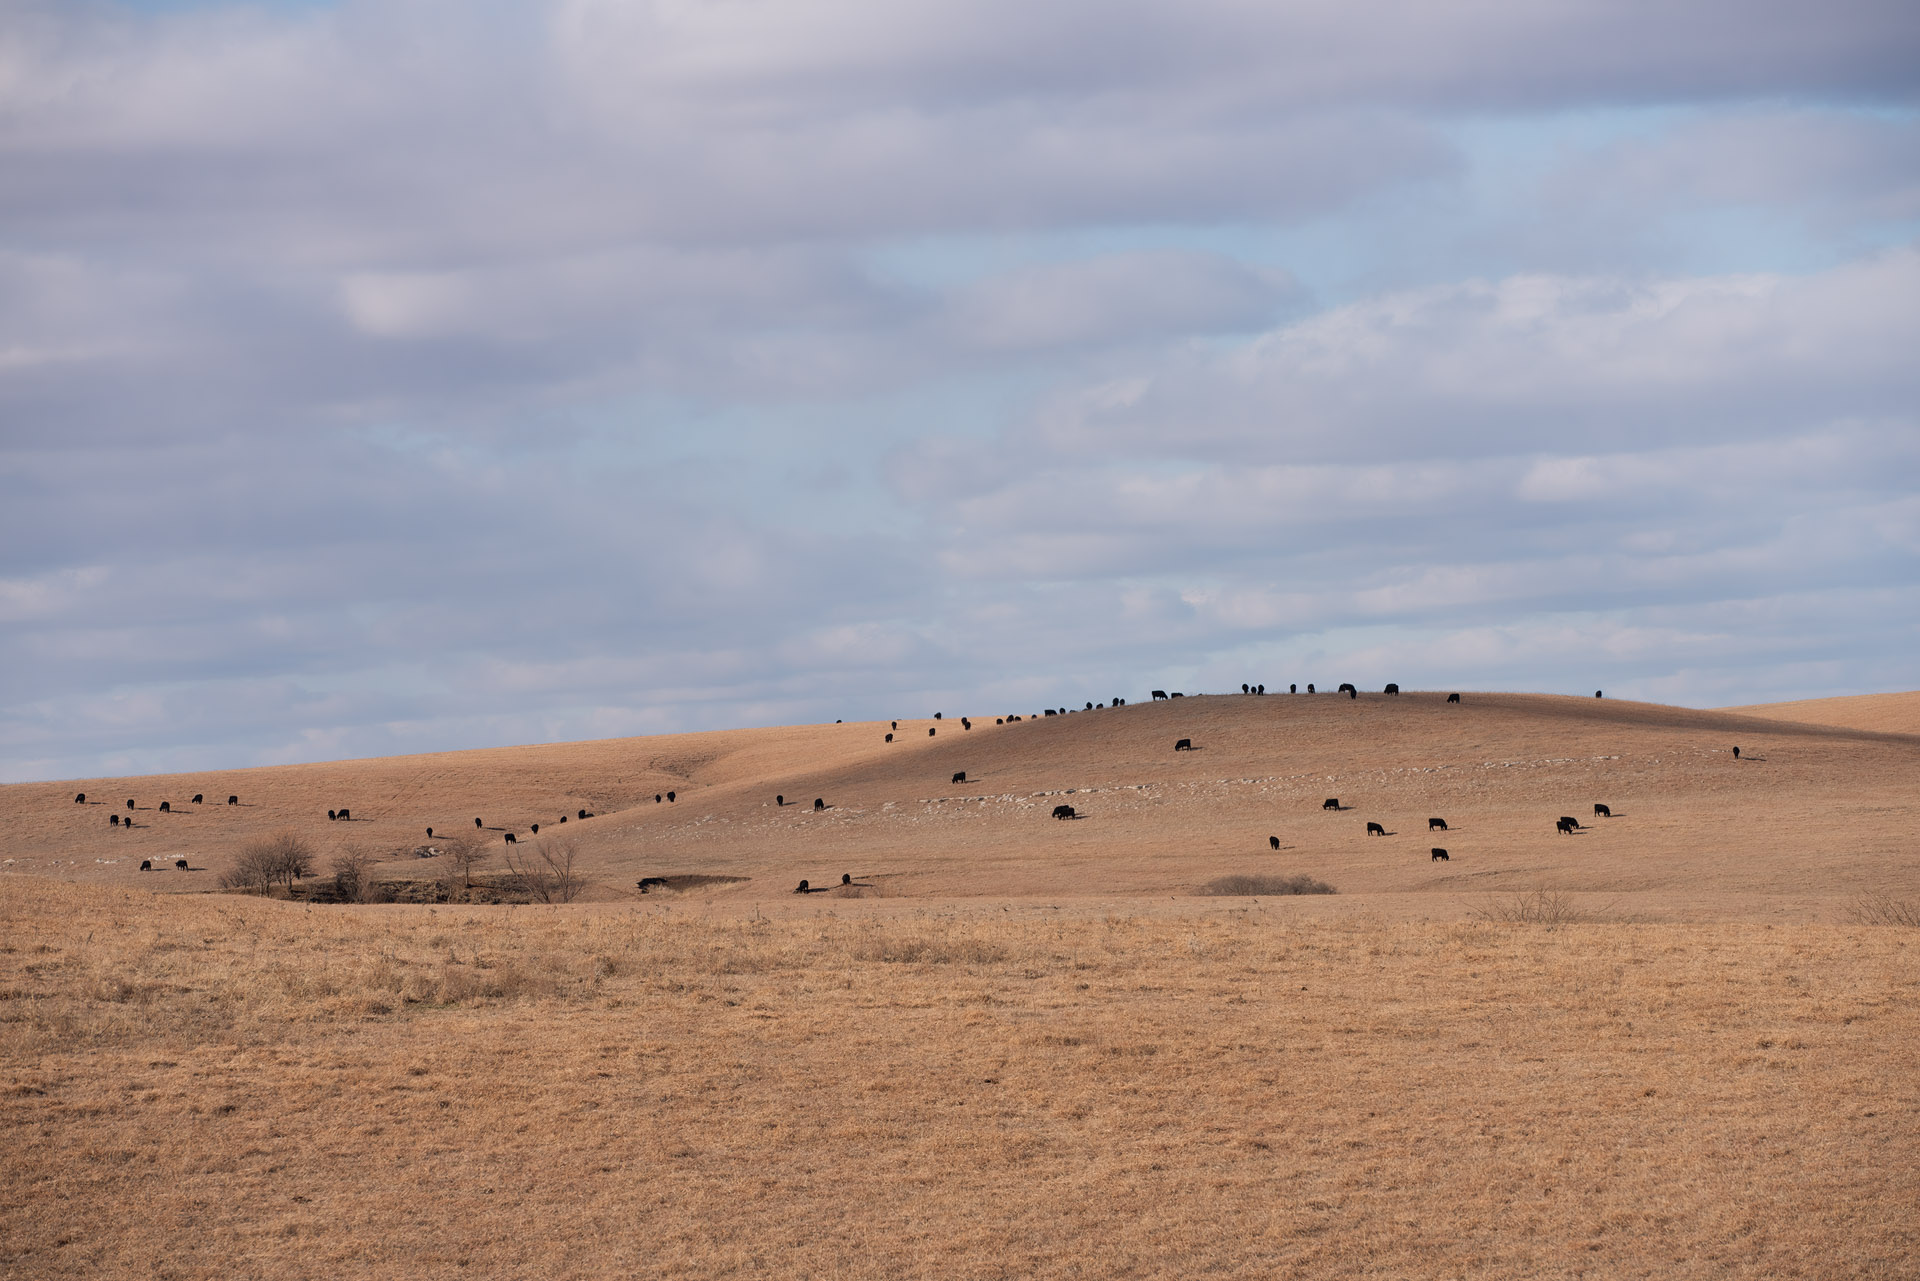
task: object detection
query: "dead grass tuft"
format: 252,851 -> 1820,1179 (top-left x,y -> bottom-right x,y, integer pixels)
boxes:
1470,888 -> 1608,925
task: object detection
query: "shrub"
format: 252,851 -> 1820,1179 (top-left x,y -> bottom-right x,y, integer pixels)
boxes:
219,832 -> 314,895
1845,892 -> 1920,927
1471,889 -> 1594,926
329,845 -> 378,904
1196,874 -> 1336,897
502,839 -> 582,904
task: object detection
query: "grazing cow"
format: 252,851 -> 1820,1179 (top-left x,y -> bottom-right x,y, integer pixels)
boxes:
1732,746 -> 1741,759
475,817 -> 484,828
1152,690 -> 1169,701
929,728 -> 936,737
1339,683 -> 1356,695
886,733 -> 894,742
1243,683 -> 1251,694
1595,690 -> 1603,699
228,795 -> 238,805
1593,804 -> 1611,818
814,798 -> 825,811
1115,697 -> 1127,706
891,721 -> 898,730
1170,692 -> 1184,699
1429,817 -> 1448,831
192,794 -> 203,804
953,771 -> 966,785
110,814 -> 119,826
1174,738 -> 1193,751
1556,817 -> 1578,834
1431,848 -> 1449,862
1269,836 -> 1280,850
1256,685 -> 1264,695
559,815 -> 566,822
777,795 -> 785,807
1044,709 -> 1055,717
328,810 -> 337,821
159,801 -> 170,813
342,808 -> 353,821
1307,684 -> 1315,693
1559,816 -> 1581,829
842,873 -> 852,886
995,718 -> 1003,725
174,859 -> 188,870
74,792 -> 86,804
656,795 -> 662,803
1446,693 -> 1460,704
1385,683 -> 1399,695
1366,822 -> 1386,836
1052,804 -> 1076,820
962,718 -> 972,729
1323,798 -> 1340,811
531,823 -> 539,834
1349,688 -> 1357,699
504,833 -> 517,844
140,859 -> 151,871
426,827 -> 434,837
1290,684 -> 1297,694
934,712 -> 943,720
794,880 -> 810,894
127,799 -> 134,810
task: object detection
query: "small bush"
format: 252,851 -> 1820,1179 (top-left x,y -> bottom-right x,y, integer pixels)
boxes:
1845,892 -> 1920,927
220,831 -> 316,895
1471,890 -> 1593,926
1197,874 -> 1336,897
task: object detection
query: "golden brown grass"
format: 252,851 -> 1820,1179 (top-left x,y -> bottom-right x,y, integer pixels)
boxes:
4,879 -> 1916,1279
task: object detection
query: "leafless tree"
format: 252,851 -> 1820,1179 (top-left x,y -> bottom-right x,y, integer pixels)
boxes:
503,838 -> 581,904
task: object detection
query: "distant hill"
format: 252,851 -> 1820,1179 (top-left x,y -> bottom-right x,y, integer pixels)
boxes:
1719,690 -> 1920,737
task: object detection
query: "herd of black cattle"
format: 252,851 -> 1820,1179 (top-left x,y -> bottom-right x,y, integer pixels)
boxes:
75,683 -> 1748,887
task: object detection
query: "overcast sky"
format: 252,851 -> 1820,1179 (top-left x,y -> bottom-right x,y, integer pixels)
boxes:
3,0 -> 1917,782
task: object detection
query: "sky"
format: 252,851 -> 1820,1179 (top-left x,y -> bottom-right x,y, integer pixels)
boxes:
2,0 -> 1918,782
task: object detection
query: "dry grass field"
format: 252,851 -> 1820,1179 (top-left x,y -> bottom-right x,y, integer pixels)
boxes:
3,690 -> 1917,1277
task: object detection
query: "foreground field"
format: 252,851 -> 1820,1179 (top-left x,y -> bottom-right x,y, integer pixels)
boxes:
4,881 -> 1917,1279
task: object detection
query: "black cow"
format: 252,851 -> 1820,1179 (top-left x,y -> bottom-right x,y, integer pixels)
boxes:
1323,798 -> 1340,810
1152,690 -> 1169,700
1384,683 -> 1399,695
530,823 -> 539,834
1446,693 -> 1460,704
1269,836 -> 1280,850
1366,822 -> 1386,836
1431,848 -> 1449,862
1170,692 -> 1184,699
1559,816 -> 1581,830
504,833 -> 516,844
340,808 -> 350,821
655,795 -> 662,803
1052,804 -> 1076,820
159,801 -> 170,813
191,794 -> 203,804
1339,683 -> 1356,695
139,859 -> 151,871
995,718 -> 1003,725
1556,817 -> 1578,834
1428,817 -> 1448,831
1044,709 -> 1055,717
110,814 -> 119,826
328,810 -> 337,821
814,798 -> 825,811
1732,746 -> 1741,759
962,718 -> 971,730
559,815 -> 566,822
952,771 -> 966,784
127,799 -> 134,810
886,733 -> 894,742
1290,684 -> 1297,693
1307,684 -> 1315,693
74,792 -> 85,804
794,879 -> 810,894
1174,738 -> 1193,751
1256,685 -> 1264,695
1349,688 -> 1357,699
1595,690 -> 1603,698
934,712 -> 943,720
227,795 -> 238,805
426,827 -> 434,837
928,728 -> 936,737
1242,683 -> 1250,694
1084,702 -> 1093,711
1593,804 -> 1611,818
776,795 -> 785,807
891,721 -> 898,730
174,859 -> 188,870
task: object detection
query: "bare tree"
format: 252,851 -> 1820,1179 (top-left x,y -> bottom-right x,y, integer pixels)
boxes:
220,831 -> 314,895
330,844 -> 378,903
441,837 -> 487,899
503,838 -> 581,904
